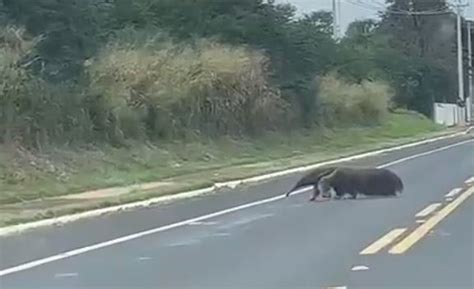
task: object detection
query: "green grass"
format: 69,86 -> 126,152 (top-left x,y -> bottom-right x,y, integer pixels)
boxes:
0,112 -> 443,205
0,112 -> 453,226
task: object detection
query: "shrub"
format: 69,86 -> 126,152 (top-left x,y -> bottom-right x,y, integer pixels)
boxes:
318,74 -> 393,126
0,26 -> 93,148
87,32 -> 287,140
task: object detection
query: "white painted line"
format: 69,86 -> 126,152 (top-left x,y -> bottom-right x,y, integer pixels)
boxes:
416,219 -> 426,224
376,140 -> 472,168
244,133 -> 471,183
0,187 -> 215,236
360,228 -> 407,255
415,203 -> 442,218
465,176 -> 474,184
445,188 -> 462,198
0,132 -> 470,237
188,221 -> 218,226
0,191 -> 301,277
137,256 -> 152,261
446,197 -> 454,202
351,265 -> 369,271
325,287 -> 347,289
213,232 -> 231,237
0,137 -> 472,277
54,272 -> 78,278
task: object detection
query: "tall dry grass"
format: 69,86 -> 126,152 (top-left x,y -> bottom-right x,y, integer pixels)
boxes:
0,26 -> 399,150
87,34 -> 287,140
318,74 -> 393,125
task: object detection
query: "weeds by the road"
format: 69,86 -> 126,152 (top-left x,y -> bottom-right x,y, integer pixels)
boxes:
0,113 -> 446,226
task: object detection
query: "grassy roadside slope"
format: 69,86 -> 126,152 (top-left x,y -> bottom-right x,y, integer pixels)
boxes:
0,113 -> 447,226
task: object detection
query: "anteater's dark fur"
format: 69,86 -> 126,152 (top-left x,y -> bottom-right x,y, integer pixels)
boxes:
319,167 -> 404,199
286,166 -> 404,201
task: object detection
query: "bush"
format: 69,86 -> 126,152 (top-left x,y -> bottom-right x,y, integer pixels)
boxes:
87,32 -> 288,140
0,26 -> 93,148
0,26 -> 34,143
318,74 -> 393,126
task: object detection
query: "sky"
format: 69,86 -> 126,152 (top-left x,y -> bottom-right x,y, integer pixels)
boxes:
278,0 -> 474,34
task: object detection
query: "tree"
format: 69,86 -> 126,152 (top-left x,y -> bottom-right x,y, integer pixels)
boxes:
2,0 -> 110,81
345,19 -> 378,46
377,0 -> 457,115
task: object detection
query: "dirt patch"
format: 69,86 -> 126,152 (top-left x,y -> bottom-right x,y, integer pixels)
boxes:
59,181 -> 175,200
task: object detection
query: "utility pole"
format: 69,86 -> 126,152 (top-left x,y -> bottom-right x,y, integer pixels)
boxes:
456,0 -> 465,124
467,20 -> 472,123
337,0 -> 342,37
332,0 -> 338,39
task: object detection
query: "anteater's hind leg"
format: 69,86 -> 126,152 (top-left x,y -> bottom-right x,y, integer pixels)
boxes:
332,185 -> 345,200
349,188 -> 358,199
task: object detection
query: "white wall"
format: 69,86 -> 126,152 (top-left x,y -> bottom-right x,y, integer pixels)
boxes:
433,102 -> 465,126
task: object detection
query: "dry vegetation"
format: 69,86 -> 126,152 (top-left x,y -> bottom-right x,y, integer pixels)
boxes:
318,74 -> 393,125
0,25 -> 443,210
88,35 -> 287,141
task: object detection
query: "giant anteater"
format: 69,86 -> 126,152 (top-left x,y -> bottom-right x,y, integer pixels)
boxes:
286,166 -> 403,201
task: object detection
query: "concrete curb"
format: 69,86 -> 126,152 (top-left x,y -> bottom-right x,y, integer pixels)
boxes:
0,129 -> 471,236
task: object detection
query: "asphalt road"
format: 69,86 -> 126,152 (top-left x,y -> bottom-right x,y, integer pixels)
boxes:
0,134 -> 473,289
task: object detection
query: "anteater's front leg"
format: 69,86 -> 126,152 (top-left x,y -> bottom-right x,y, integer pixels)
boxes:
309,185 -> 319,202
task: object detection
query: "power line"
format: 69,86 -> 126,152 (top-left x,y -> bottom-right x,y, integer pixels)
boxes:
344,0 -> 455,16
346,0 -> 386,11
366,0 -> 386,9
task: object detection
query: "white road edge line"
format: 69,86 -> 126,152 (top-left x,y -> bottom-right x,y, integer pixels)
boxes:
54,272 -> 78,278
0,192 -> 291,277
464,176 -> 474,184
415,203 -> 442,218
0,131 -> 471,238
445,188 -> 462,198
0,138 -> 472,277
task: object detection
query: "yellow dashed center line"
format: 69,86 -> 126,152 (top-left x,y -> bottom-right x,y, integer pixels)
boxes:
389,185 -> 474,255
415,203 -> 441,218
360,228 -> 407,255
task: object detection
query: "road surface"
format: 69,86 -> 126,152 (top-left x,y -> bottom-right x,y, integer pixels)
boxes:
0,134 -> 473,289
